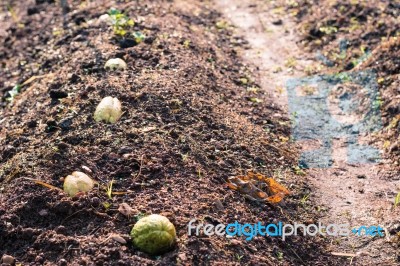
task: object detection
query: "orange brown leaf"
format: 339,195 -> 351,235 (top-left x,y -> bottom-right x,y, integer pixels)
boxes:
226,172 -> 290,203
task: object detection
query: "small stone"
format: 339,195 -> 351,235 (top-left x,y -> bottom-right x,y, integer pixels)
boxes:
38,209 -> 48,216
178,253 -> 187,261
111,234 -> 127,244
98,14 -> 112,25
118,203 -> 134,217
58,258 -> 68,266
81,165 -> 92,174
1,254 -> 15,265
104,58 -> 127,71
214,199 -> 224,210
229,239 -> 241,245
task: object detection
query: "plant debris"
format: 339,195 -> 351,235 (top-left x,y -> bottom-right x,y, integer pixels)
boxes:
227,172 -> 290,203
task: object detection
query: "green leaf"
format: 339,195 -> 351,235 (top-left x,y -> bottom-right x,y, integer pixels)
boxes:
248,97 -> 263,103
108,8 -> 121,16
133,31 -> 145,43
394,192 -> 400,207
6,84 -> 21,102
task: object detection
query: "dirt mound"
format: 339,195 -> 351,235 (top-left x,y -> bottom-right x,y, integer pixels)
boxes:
0,0 -> 341,265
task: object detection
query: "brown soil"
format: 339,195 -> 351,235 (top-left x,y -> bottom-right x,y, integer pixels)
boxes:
1,0 -> 399,265
0,0 -> 343,265
216,0 -> 400,265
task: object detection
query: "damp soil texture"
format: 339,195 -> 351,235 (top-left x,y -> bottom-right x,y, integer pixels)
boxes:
0,0 -> 399,266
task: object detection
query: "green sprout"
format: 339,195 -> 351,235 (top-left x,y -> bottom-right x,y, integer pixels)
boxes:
394,192 -> 400,207
103,201 -> 112,210
319,26 -> 338,35
276,251 -> 284,260
294,166 -> 305,176
6,84 -> 21,102
107,8 -> 145,44
132,31 -> 145,44
106,179 -> 114,199
108,8 -> 134,37
300,194 -> 310,205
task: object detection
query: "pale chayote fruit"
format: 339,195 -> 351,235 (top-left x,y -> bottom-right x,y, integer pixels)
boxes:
131,214 -> 176,255
104,58 -> 127,71
63,171 -> 94,197
93,96 -> 122,124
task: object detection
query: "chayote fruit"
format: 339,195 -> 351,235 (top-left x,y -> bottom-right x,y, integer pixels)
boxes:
63,171 -> 94,197
93,96 -> 122,124
131,214 -> 176,255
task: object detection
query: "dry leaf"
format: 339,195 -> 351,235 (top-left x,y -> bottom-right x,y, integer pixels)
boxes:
29,179 -> 62,191
227,172 -> 290,203
111,234 -> 127,244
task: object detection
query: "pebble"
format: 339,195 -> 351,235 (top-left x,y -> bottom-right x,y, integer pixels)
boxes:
81,165 -> 93,174
178,253 -> 187,261
111,234 -> 127,244
1,255 -> 15,265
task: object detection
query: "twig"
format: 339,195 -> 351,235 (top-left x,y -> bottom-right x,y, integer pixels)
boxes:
133,154 -> 144,181
331,252 -> 356,257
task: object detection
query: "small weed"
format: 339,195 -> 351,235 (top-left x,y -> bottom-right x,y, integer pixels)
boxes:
246,87 -> 259,94
285,57 -> 297,68
273,66 -> 283,73
319,26 -> 338,35
394,192 -> 400,207
6,84 -> 21,102
235,253 -> 244,261
103,202 -> 112,210
276,251 -> 284,260
248,97 -> 263,103
107,8 -> 145,44
372,96 -> 383,109
106,179 -> 114,199
239,77 -> 249,85
216,20 -> 228,30
294,166 -> 305,176
132,31 -> 145,44
300,193 -> 310,205
181,153 -> 189,162
108,8 -> 134,37
183,39 -> 191,48
334,72 -> 352,82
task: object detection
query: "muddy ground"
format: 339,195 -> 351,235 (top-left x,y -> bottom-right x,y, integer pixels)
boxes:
289,0 -> 400,167
0,0 -> 399,265
0,0 -> 344,265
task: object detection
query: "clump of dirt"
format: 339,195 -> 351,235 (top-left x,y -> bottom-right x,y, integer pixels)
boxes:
283,0 -> 400,171
0,0 -> 341,265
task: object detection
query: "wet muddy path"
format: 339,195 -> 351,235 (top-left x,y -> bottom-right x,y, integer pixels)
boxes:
215,0 -> 400,264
